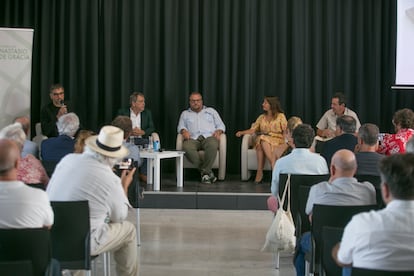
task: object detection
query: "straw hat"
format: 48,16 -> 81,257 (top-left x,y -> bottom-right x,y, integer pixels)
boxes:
85,126 -> 129,158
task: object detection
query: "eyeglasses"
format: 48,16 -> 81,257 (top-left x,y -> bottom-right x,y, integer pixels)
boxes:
52,92 -> 64,96
190,99 -> 202,103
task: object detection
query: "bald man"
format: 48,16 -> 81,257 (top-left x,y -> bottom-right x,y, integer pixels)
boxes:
0,139 -> 53,228
294,149 -> 376,276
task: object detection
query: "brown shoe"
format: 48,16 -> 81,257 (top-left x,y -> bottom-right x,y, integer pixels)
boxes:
139,174 -> 147,183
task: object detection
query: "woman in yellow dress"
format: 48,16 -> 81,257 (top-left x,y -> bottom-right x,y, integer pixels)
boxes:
236,96 -> 287,183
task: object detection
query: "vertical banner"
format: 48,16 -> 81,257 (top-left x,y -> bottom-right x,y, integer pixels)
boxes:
0,28 -> 33,131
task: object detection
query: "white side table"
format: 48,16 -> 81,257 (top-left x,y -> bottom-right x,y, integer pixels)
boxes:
139,150 -> 185,191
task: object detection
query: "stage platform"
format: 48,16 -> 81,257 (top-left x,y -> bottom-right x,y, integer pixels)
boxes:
138,171 -> 272,210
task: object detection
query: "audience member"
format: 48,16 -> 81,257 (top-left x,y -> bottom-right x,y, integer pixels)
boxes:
316,92 -> 361,139
0,138 -> 53,228
354,123 -> 384,176
268,124 -> 329,212
40,83 -> 72,137
41,112 -> 80,161
321,115 -> 358,167
333,153 -> 414,274
118,92 -> 155,183
235,96 -> 287,183
74,129 -> 96,153
279,116 -> 303,157
177,91 -> 226,184
294,149 -> 376,276
111,116 -> 141,168
377,108 -> 414,155
47,125 -> 138,276
14,115 -> 39,158
0,123 -> 49,188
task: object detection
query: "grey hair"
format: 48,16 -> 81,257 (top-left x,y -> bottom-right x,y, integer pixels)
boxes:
57,113 -> 80,137
0,123 -> 26,149
83,146 -> 120,168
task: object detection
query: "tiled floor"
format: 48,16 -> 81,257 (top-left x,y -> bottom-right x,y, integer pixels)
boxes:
118,208 -> 296,276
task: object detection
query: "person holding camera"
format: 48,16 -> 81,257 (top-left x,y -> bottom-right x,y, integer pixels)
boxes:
47,125 -> 139,276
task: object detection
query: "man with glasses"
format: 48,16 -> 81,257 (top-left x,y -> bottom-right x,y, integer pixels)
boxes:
177,91 -> 226,184
40,83 -> 72,137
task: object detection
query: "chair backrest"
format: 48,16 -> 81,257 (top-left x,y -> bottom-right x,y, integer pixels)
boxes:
321,226 -> 344,276
42,160 -> 58,178
351,267 -> 414,276
279,174 -> 330,231
297,185 -> 312,235
311,204 -> 378,274
50,200 -> 91,270
0,260 -> 33,276
355,174 -> 385,209
0,228 -> 51,276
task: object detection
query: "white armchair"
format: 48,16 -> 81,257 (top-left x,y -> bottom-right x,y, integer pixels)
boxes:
176,133 -> 226,180
32,122 -> 48,155
241,133 -> 272,181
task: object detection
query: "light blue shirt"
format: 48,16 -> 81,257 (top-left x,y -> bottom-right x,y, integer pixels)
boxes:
177,106 -> 226,139
22,139 -> 39,158
271,148 -> 329,196
124,141 -> 141,167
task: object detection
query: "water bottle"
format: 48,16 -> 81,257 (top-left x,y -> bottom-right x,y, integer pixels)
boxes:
153,140 -> 160,152
148,136 -> 153,151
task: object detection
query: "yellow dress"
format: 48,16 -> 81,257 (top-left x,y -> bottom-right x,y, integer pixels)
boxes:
251,113 -> 287,151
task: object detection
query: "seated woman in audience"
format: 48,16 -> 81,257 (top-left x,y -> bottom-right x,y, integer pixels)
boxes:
277,116 -> 303,157
236,96 -> 287,183
74,129 -> 96,153
377,108 -> 414,155
0,123 -> 49,189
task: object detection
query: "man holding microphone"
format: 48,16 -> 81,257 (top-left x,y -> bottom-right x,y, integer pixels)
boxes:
40,83 -> 72,137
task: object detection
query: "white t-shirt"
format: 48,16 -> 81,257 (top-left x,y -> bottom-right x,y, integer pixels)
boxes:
338,200 -> 414,270
0,181 -> 54,228
47,153 -> 130,251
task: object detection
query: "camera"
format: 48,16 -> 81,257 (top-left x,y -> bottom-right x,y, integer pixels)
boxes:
115,158 -> 136,170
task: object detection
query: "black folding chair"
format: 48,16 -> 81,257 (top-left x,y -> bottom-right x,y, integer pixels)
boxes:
355,174 -> 384,209
279,174 -> 330,231
50,200 -> 111,276
0,260 -> 33,275
0,228 -> 52,276
321,226 -> 344,276
311,204 -> 378,276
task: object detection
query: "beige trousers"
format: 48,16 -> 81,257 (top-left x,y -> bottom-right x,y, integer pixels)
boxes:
73,221 -> 138,276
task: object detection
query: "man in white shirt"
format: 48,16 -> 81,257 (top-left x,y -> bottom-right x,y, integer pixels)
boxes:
47,126 -> 138,276
316,92 -> 361,139
333,153 -> 414,274
0,138 -> 53,228
177,91 -> 226,184
270,124 -> 329,197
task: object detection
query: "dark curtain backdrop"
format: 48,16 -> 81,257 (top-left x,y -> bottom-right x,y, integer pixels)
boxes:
1,0 -> 413,174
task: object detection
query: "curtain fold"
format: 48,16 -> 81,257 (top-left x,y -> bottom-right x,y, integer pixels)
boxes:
0,0 -> 409,174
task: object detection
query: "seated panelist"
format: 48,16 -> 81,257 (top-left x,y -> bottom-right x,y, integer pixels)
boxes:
177,91 -> 226,184
235,96 -> 287,184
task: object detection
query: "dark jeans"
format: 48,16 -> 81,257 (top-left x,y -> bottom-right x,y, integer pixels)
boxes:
294,232 -> 311,276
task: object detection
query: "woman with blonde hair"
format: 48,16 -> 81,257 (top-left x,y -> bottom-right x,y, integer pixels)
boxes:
236,96 -> 287,183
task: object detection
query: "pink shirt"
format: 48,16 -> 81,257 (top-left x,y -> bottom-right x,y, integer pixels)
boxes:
17,154 -> 50,187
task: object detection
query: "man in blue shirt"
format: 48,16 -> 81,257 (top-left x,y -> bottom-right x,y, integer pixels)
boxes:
177,91 -> 226,184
